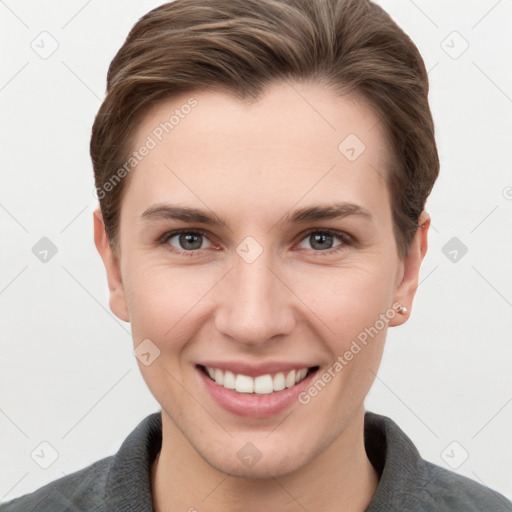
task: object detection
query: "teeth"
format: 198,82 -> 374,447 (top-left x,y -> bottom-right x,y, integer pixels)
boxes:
214,368 -> 224,386
273,372 -> 285,391
204,366 -> 310,394
254,374 -> 273,394
285,370 -> 296,388
296,368 -> 308,383
235,374 -> 254,393
223,370 -> 236,389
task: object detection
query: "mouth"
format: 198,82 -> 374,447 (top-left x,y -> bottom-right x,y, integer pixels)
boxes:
195,359 -> 321,417
198,364 -> 319,395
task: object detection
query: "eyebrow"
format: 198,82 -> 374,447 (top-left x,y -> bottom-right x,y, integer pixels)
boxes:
141,202 -> 373,229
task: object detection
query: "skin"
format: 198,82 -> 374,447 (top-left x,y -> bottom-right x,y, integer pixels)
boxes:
94,80 -> 430,512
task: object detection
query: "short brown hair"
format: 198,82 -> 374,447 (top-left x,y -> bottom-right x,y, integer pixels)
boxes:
90,0 -> 439,258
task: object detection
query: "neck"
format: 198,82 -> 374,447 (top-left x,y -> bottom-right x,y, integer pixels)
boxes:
151,408 -> 379,512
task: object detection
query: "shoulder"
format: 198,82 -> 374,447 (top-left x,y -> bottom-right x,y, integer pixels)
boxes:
1,411 -> 161,512
414,460 -> 512,511
364,411 -> 512,511
0,456 -> 113,512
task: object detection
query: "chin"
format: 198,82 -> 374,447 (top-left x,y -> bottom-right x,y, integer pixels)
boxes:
195,436 -> 313,480
206,452 -> 306,479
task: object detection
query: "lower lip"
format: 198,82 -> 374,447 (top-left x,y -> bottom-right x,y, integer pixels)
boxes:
197,366 -> 317,418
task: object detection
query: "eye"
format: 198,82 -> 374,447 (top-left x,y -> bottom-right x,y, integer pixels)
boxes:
162,230 -> 213,253
158,228 -> 353,256
296,229 -> 350,253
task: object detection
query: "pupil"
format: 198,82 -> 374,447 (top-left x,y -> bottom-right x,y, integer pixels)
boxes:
312,233 -> 332,250
180,233 -> 202,250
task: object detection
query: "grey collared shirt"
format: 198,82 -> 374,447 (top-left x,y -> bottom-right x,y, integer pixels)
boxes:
2,411 -> 511,511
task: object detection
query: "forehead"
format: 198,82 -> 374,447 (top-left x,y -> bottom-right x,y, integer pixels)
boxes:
124,81 -> 392,222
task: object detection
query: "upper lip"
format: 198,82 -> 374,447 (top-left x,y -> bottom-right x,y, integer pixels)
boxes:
197,361 -> 318,377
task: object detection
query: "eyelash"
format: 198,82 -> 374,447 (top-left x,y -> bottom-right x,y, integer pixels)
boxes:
158,228 -> 355,257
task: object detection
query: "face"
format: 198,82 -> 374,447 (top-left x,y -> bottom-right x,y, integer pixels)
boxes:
95,81 -> 428,478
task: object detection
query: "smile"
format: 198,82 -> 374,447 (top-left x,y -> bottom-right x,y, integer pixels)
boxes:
201,365 -> 314,395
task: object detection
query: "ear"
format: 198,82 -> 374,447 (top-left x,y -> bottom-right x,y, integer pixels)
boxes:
389,210 -> 430,327
93,209 -> 130,322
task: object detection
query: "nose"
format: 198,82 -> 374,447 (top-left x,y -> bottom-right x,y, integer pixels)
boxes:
214,248 -> 296,348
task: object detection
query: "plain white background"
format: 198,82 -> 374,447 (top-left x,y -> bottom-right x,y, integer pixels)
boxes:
1,0 -> 511,504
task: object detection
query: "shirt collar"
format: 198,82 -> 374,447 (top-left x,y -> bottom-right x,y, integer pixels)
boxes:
364,411 -> 424,510
104,411 -> 162,510
103,410 -> 422,510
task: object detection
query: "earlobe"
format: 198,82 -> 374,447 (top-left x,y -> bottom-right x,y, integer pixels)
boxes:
93,210 -> 130,322
389,211 -> 430,327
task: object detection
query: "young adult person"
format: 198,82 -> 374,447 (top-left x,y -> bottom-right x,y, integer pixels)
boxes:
3,0 -> 511,510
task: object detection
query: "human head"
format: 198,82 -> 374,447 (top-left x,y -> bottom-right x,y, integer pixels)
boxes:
91,0 -> 435,482
90,0 -> 439,260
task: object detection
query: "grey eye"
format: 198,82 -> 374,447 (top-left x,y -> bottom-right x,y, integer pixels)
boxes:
167,232 -> 212,251
297,231 -> 344,251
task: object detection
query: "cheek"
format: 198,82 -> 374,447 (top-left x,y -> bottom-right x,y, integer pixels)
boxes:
123,263 -> 216,410
123,261 -> 220,346
123,245 -> 398,353
291,260 -> 397,343
290,265 -> 394,438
